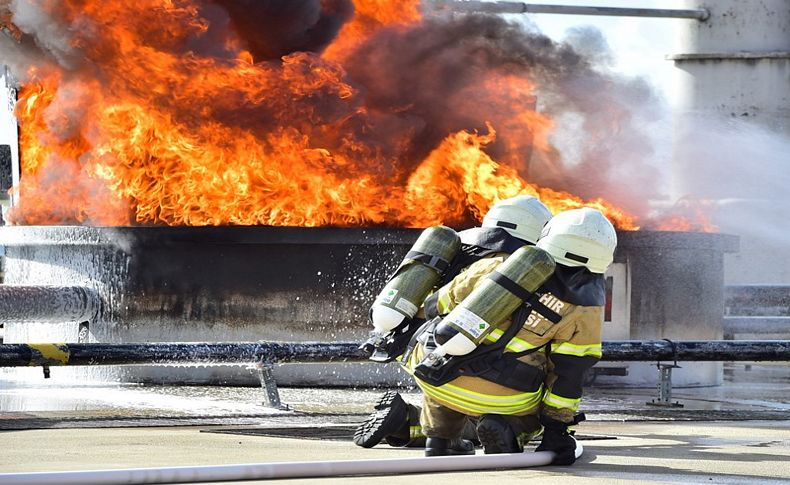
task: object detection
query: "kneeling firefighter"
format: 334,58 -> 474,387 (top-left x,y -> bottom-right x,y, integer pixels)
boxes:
357,207 -> 616,464
354,195 -> 552,450
412,207 -> 616,463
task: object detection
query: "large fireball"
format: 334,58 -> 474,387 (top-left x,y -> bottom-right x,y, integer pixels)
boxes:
4,0 -> 648,229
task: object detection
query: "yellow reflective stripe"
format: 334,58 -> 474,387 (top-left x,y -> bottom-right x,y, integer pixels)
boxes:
543,391 -> 581,411
551,342 -> 602,358
436,290 -> 452,314
421,385 -> 541,415
484,329 -> 542,354
410,425 -> 425,439
416,379 -> 544,415
505,337 -> 542,353
434,382 -> 533,405
485,328 -> 504,343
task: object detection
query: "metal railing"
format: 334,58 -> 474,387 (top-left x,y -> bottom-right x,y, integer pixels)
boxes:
1,340 -> 788,368
431,1 -> 710,20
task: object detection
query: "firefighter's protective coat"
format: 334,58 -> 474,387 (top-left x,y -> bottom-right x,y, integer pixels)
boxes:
407,254 -> 604,423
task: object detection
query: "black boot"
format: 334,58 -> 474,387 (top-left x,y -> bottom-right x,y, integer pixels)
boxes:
476,415 -> 522,454
535,415 -> 579,466
353,391 -> 409,448
384,401 -> 425,448
425,437 -> 475,457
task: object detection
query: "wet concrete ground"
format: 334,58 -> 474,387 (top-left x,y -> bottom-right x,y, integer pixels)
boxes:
0,363 -> 788,483
1,420 -> 789,484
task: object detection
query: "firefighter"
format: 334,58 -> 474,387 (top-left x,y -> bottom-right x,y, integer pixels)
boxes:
354,195 -> 553,452
410,207 -> 616,463
357,207 -> 616,464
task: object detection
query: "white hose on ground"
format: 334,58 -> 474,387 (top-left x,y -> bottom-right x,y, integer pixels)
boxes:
574,436 -> 585,459
0,446 -> 583,485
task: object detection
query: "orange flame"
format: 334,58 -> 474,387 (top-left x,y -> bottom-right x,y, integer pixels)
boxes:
405,125 -> 637,229
9,0 -> 639,230
652,200 -> 718,232
323,0 -> 422,62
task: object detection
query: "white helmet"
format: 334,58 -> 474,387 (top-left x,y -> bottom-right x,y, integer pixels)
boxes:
482,195 -> 552,244
536,207 -> 617,274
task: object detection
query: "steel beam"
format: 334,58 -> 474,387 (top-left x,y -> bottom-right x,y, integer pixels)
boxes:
434,1 -> 710,20
0,340 -> 788,367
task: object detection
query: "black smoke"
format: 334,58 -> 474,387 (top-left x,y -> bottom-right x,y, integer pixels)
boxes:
212,0 -> 355,60
339,15 -> 663,210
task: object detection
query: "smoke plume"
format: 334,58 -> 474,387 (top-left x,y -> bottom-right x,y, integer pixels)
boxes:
341,15 -> 663,213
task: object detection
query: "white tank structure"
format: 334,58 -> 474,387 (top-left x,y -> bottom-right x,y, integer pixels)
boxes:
599,231 -> 738,387
669,0 -> 790,285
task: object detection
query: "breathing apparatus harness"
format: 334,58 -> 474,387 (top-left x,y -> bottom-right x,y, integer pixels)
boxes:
410,283 -> 562,391
361,227 -> 529,363
410,265 -> 606,390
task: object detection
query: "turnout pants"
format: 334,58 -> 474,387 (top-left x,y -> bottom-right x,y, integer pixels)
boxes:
420,393 -> 542,444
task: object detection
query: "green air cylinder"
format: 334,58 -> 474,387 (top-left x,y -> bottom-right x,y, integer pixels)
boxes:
371,226 -> 461,332
434,245 -> 556,356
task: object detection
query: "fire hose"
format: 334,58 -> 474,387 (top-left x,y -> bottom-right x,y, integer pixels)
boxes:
0,444 -> 582,485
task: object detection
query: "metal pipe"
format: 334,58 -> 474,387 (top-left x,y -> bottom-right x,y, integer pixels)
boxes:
724,317 -> 790,335
0,285 -> 100,324
0,449 -> 569,485
601,340 -> 790,361
1,340 -> 788,367
0,341 -> 368,367
433,1 -> 710,20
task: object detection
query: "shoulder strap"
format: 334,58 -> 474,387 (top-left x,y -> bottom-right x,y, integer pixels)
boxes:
487,273 -> 562,324
404,250 -> 451,273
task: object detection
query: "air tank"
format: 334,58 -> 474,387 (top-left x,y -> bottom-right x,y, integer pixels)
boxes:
370,226 -> 460,332
432,245 -> 556,356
